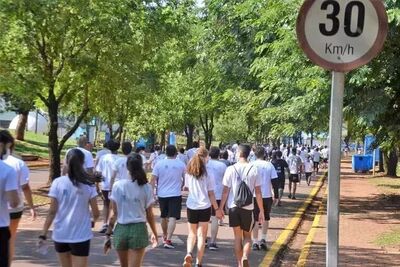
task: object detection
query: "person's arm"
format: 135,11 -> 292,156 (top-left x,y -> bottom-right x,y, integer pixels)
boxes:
219,186 -> 230,216
150,175 -> 158,188
40,198 -> 58,238
208,190 -> 223,219
146,206 -> 158,247
255,186 -> 265,224
105,200 -> 117,236
22,183 -> 37,220
110,170 -> 117,192
6,190 -> 19,209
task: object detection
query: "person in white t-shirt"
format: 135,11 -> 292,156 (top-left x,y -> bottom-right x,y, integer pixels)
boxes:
95,141 -> 111,168
0,130 -> 36,263
219,144 -> 264,267
312,147 -> 321,173
287,148 -> 303,199
0,134 -> 19,267
39,149 -> 99,267
147,145 -> 161,170
110,142 -> 133,184
187,141 -> 199,162
206,147 -> 227,250
182,148 -> 221,267
63,136 -> 95,175
104,153 -> 158,267
96,140 -> 120,234
151,145 -> 186,249
321,146 -> 329,169
304,154 -> 314,186
177,147 -> 189,165
251,147 -> 278,252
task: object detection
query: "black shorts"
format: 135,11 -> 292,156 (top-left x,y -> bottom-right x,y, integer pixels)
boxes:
229,207 -> 254,232
277,177 -> 285,190
305,172 -> 312,178
313,161 -> 319,168
323,158 -> 328,163
253,197 -> 273,221
10,211 -> 23,220
211,200 -> 225,216
102,190 -> 110,202
0,227 -> 10,267
289,174 -> 299,183
187,207 -> 211,224
54,239 -> 91,256
158,196 -> 182,220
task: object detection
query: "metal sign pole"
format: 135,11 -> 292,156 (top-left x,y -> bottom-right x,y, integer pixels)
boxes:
327,71 -> 345,267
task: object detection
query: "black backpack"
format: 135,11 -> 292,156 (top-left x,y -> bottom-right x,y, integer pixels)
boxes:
233,165 -> 254,208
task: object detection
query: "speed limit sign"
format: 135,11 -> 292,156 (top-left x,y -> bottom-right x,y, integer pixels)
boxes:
297,0 -> 388,72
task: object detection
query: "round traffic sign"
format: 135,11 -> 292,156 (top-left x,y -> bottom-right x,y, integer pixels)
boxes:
297,0 -> 388,72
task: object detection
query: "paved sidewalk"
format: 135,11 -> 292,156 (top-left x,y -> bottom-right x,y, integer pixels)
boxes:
13,173 -> 322,267
306,160 -> 400,266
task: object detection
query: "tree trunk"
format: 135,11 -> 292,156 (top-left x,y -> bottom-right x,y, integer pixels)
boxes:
310,130 -> 314,147
48,101 -> 61,182
15,111 -> 29,141
160,130 -> 166,150
385,149 -> 398,177
184,124 -> 194,149
378,149 -> 385,173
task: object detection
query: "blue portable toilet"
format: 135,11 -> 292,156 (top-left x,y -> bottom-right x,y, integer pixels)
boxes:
169,132 -> 176,146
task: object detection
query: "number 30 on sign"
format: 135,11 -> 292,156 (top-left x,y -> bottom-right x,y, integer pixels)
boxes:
297,0 -> 388,72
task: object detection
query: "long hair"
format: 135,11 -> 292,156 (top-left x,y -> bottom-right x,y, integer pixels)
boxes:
127,153 -> 148,186
66,149 -> 94,186
0,130 -> 14,160
187,147 -> 208,179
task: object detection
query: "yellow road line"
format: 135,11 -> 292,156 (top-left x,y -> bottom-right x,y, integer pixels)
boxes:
259,174 -> 326,267
296,188 -> 328,267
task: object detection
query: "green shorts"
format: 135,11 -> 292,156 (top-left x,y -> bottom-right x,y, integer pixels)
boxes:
113,222 -> 149,250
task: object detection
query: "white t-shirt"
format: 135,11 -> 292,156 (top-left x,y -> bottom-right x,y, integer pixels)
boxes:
110,180 -> 154,224
140,154 -> 147,167
251,160 -> 278,198
313,151 -> 321,162
4,155 -> 29,212
48,176 -> 97,243
177,153 -> 188,165
149,151 -> 159,169
0,161 -> 18,227
206,160 -> 227,200
287,154 -> 302,174
222,162 -> 261,210
185,174 -> 215,210
95,148 -> 110,164
321,148 -> 329,159
112,156 -> 130,181
227,149 -> 235,163
304,160 -> 313,173
299,150 -> 307,163
152,158 -> 185,198
96,153 -> 119,191
65,147 -> 95,170
187,148 -> 198,161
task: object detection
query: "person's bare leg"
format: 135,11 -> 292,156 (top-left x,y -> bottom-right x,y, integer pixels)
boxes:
210,216 -> 219,244
233,227 -> 243,267
117,250 -> 129,267
252,220 -> 259,244
71,255 -> 88,267
57,252 -> 72,267
161,218 -> 168,240
288,181 -> 292,196
196,222 -> 208,265
128,248 -> 146,267
261,221 -> 269,240
242,230 -> 252,261
167,217 -> 176,240
8,218 -> 20,263
102,198 -> 110,225
186,223 -> 197,254
293,183 -> 297,198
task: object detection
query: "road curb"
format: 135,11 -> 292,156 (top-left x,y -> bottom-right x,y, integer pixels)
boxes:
296,187 -> 328,267
259,172 -> 327,267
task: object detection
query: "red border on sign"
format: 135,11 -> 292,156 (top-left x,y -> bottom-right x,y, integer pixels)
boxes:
296,0 -> 388,72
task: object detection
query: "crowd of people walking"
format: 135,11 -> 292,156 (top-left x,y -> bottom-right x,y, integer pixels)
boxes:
0,130 -> 328,267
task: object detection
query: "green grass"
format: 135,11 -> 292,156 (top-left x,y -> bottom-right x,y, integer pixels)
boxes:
374,228 -> 400,247
4,130 -> 76,159
370,176 -> 400,195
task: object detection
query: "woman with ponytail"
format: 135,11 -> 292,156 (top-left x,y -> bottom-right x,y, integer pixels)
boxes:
104,153 -> 158,267
39,149 -> 100,267
183,148 -> 222,267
